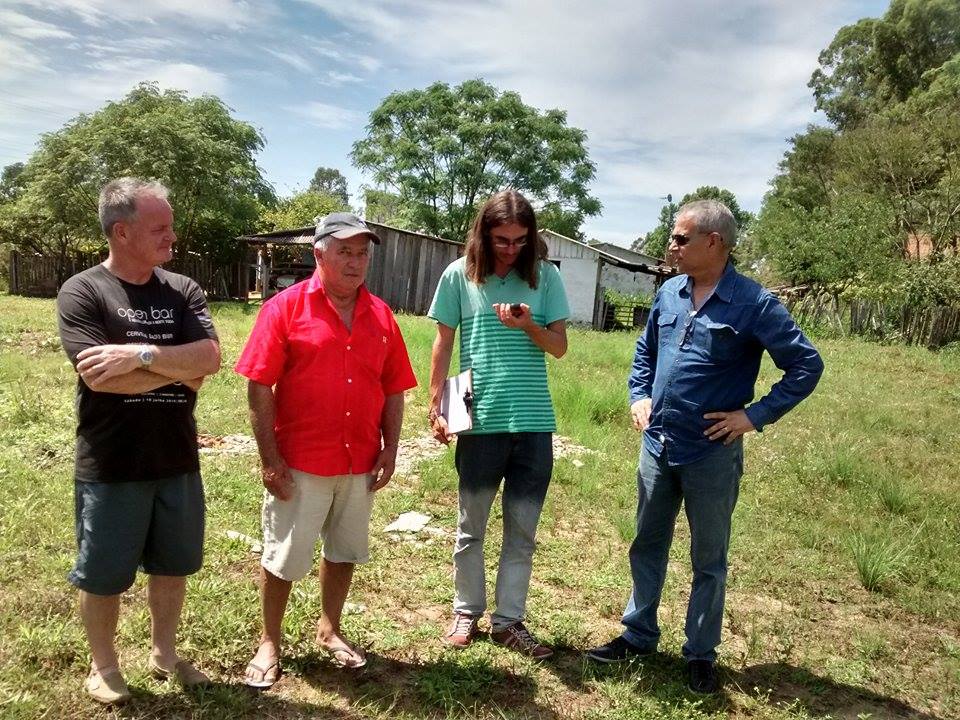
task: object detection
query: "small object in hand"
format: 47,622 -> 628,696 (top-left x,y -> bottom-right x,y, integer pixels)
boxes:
510,303 -> 523,317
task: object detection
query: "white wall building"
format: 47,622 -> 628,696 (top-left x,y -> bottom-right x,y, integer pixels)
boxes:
540,230 -> 670,325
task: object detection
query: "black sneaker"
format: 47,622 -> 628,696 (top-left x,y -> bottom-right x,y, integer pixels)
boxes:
585,636 -> 656,663
687,660 -> 719,694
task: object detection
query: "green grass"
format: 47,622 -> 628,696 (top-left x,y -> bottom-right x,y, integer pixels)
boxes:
1,294 -> 959,719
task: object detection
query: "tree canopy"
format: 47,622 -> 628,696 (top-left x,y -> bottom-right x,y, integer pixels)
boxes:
0,82 -> 274,266
351,79 -> 601,241
308,167 -> 349,205
257,190 -> 349,233
755,0 -> 960,294
809,0 -> 960,130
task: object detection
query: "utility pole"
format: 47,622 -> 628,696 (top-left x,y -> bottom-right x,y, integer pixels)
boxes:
660,193 -> 675,231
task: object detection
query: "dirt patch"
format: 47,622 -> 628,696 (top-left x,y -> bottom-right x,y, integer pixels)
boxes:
554,434 -> 597,461
2,330 -> 61,355
197,433 -> 258,454
196,432 -> 595,475
395,434 -> 447,477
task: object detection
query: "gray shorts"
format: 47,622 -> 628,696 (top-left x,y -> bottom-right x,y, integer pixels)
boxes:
68,471 -> 205,595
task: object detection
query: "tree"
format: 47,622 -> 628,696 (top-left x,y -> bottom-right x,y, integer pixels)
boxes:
0,82 -> 274,272
809,0 -> 960,130
641,187 -> 753,259
361,188 -> 417,229
0,163 -> 25,203
629,234 -> 647,253
535,202 -> 589,240
309,167 -> 349,205
352,79 -> 601,242
769,126 -> 839,212
258,191 -> 349,233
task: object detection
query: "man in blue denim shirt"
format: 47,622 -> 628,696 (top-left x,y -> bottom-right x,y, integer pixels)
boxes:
587,200 -> 823,694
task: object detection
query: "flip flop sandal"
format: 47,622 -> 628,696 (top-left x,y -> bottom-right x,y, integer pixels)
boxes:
244,658 -> 282,689
148,657 -> 211,687
325,644 -> 367,669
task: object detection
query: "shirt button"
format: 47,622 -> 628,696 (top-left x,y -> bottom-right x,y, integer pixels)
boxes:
345,411 -> 351,417
659,433 -> 665,442
347,378 -> 352,383
346,345 -> 351,350
345,443 -> 350,448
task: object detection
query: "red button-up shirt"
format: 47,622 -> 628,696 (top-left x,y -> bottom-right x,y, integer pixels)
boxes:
235,273 -> 417,476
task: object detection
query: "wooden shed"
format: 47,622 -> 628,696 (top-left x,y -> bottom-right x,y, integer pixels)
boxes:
237,221 -> 463,315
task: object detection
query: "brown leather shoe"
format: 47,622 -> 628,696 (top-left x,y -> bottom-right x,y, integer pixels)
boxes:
442,612 -> 479,648
84,668 -> 131,705
490,622 -> 553,659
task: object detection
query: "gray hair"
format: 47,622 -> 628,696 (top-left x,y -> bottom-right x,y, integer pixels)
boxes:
677,199 -> 738,249
98,177 -> 170,238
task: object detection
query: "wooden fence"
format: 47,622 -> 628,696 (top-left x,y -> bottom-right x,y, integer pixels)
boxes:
784,291 -> 960,349
8,250 -> 246,300
595,297 -> 650,331
8,250 -> 106,297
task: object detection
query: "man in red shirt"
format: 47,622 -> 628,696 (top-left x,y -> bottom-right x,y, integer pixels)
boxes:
236,213 -> 417,687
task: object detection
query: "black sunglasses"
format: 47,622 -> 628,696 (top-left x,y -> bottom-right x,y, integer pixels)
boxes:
671,231 -> 720,247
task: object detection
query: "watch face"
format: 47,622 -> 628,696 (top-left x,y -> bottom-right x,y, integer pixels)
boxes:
140,349 -> 154,366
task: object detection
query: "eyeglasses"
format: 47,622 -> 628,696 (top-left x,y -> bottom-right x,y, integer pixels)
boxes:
671,231 -> 721,247
492,238 -> 528,249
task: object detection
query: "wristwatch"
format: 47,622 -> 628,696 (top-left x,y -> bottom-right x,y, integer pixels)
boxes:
138,345 -> 155,368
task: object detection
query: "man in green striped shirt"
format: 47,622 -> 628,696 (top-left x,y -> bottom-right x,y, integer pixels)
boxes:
428,190 -> 570,659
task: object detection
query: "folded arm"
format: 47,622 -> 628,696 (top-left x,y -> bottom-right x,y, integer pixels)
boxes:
76,339 -> 221,389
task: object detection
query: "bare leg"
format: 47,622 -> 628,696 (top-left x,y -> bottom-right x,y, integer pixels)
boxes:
79,591 -> 121,674
316,559 -> 359,656
245,567 -> 291,684
147,575 -> 186,669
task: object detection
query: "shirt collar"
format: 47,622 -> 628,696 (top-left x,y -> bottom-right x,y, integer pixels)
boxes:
679,261 -> 737,303
713,261 -> 737,303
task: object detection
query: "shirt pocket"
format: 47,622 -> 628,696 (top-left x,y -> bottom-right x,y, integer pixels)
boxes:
352,326 -> 390,380
656,312 -> 678,348
704,321 -> 740,362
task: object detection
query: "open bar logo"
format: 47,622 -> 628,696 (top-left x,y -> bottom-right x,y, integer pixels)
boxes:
116,306 -> 176,324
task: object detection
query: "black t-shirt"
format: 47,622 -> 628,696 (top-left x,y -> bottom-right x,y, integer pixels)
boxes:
57,265 -> 219,483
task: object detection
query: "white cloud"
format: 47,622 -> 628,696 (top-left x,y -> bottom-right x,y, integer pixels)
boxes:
0,9 -> 73,39
263,48 -> 314,73
312,43 -> 382,73
11,0 -> 268,29
298,0 -> 868,238
79,37 -> 184,58
79,60 -> 230,98
294,101 -> 365,130
0,35 -> 55,81
322,70 -> 364,86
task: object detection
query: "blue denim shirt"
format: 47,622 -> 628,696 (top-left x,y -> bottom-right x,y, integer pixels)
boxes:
629,263 -> 823,466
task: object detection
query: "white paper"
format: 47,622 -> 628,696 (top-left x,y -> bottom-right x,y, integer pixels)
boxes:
440,368 -> 473,434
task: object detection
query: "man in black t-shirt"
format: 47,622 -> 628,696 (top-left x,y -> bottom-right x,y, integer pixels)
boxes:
56,177 -> 221,705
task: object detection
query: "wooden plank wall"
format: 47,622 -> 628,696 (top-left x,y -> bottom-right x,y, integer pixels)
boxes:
366,226 -> 463,315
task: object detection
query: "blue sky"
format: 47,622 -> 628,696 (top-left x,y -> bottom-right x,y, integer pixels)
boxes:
0,0 -> 889,246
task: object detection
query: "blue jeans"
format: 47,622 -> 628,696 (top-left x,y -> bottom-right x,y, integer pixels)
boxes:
621,440 -> 743,662
453,432 -> 552,631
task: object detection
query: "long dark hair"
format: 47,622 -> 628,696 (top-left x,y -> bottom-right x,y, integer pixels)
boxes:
464,190 -> 548,289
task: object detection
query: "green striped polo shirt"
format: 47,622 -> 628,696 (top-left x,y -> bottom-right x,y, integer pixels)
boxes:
428,257 -> 570,434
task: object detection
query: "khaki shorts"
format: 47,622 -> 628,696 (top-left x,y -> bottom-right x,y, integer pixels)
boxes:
261,469 -> 374,581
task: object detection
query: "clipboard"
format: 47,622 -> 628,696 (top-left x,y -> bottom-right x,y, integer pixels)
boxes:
440,368 -> 473,434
